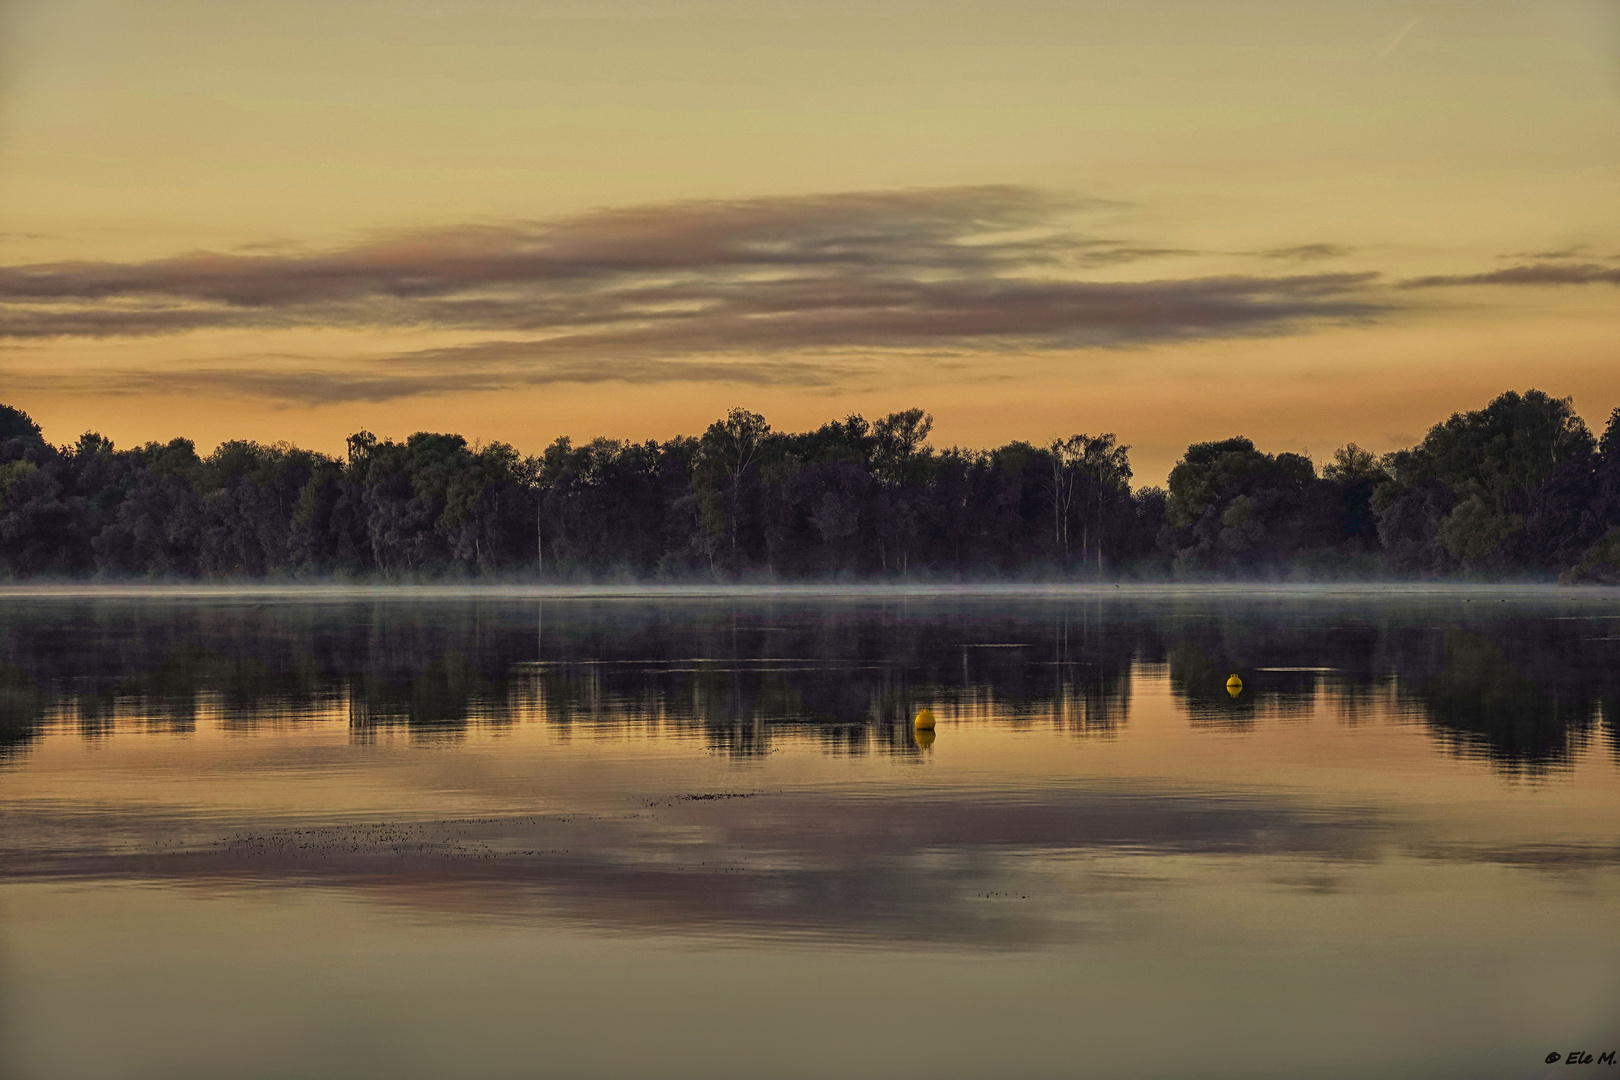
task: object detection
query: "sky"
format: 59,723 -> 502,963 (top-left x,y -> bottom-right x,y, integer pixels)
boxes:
1,0 -> 1616,483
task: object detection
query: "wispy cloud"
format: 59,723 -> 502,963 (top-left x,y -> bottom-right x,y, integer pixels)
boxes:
0,187 -> 1080,312
1255,243 -> 1355,262
1402,263 -> 1620,288
4,355 -> 853,405
1374,17 -> 1422,62
1500,245 -> 1593,261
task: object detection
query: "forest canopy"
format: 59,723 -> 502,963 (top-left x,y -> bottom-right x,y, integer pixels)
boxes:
1,392 -> 1617,582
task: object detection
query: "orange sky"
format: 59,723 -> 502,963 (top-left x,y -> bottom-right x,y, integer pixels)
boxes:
2,0 -> 1617,482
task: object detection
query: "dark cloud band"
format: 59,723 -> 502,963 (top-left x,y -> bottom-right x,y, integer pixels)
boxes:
0,187 -> 1378,345
1401,263 -> 1620,288
6,186 -> 1590,403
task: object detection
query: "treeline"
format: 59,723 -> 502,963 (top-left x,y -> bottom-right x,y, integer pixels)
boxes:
1,390 -> 1618,581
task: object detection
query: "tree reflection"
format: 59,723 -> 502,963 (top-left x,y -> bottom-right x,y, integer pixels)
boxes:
0,597 -> 1615,773
1399,631 -> 1601,773
1161,611 -> 1618,773
1168,640 -> 1257,727
0,663 -> 46,762
350,650 -> 507,736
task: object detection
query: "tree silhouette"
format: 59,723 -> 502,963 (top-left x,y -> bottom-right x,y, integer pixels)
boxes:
0,388 -> 1616,581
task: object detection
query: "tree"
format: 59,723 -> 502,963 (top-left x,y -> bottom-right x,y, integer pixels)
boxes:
1075,434 -> 1132,572
703,408 -> 772,487
0,391 -> 1613,582
1047,433 -> 1132,570
697,408 -> 772,563
0,405 -> 44,445
1377,389 -> 1595,567
1377,483 -> 1457,575
1435,494 -> 1505,562
1167,437 -> 1313,530
1048,437 -> 1082,558
1380,389 -> 1592,514
1322,443 -> 1388,554
1322,443 -> 1385,485
1600,408 -> 1620,457
346,430 -> 379,466
873,408 -> 933,486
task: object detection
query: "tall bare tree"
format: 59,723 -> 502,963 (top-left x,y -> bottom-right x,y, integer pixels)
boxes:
698,407 -> 773,558
1048,433 -> 1132,570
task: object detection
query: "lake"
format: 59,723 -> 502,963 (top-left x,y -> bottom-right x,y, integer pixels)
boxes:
1,585 -> 1617,1080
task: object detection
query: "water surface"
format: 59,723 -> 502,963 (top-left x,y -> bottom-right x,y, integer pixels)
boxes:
2,587 -> 1618,1079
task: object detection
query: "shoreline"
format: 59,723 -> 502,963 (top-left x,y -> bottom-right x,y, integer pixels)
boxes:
2,580 -> 1618,602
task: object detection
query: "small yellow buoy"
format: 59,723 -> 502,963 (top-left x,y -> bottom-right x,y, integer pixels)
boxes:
1226,674 -> 1243,698
915,728 -> 936,749
913,707 -> 936,730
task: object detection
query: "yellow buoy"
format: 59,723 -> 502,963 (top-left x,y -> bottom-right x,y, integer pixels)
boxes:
915,728 -> 936,749
1226,674 -> 1243,698
913,707 -> 936,730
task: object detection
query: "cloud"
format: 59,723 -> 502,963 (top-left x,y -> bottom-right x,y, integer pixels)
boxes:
1255,243 -> 1354,262
0,186 -> 1396,400
1500,245 -> 1593,261
1068,241 -> 1203,266
0,186 -> 1079,310
1374,16 -> 1422,62
1401,263 -> 1620,288
2,269 -> 1385,404
6,355 -> 851,405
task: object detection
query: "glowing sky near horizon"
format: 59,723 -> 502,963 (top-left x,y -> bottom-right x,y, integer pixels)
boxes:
1,0 -> 1616,481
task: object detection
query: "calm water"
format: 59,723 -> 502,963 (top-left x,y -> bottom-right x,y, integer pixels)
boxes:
1,586 -> 1617,1080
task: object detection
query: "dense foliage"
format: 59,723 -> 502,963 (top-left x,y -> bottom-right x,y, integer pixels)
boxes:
1,391 -> 1617,580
